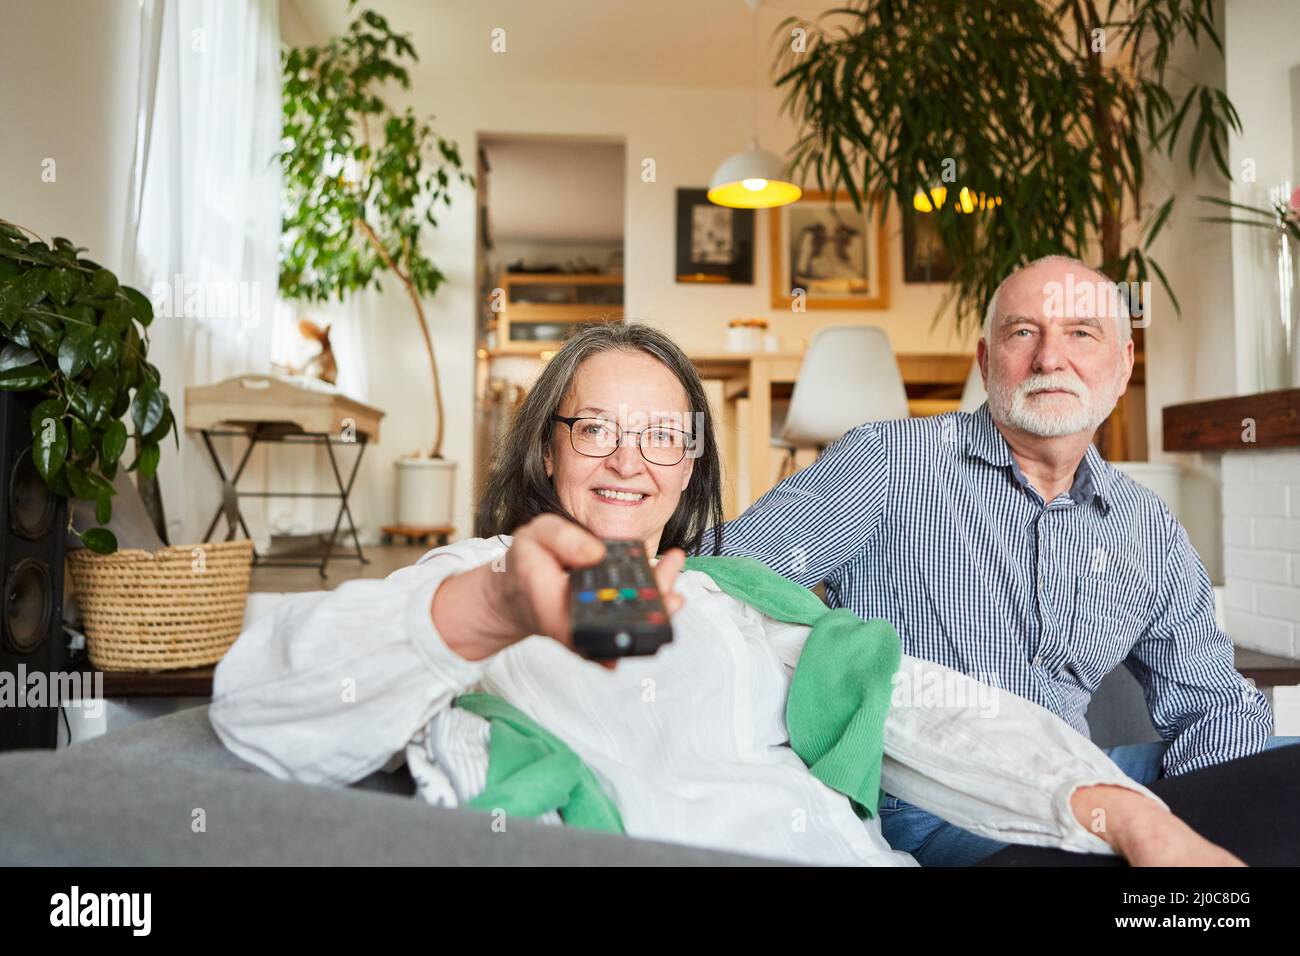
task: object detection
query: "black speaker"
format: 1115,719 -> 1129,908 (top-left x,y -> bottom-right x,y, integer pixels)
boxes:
0,390 -> 70,750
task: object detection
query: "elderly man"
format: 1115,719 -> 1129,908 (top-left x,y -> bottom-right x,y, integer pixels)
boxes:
715,254 -> 1292,865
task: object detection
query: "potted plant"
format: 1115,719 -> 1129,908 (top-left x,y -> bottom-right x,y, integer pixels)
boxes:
279,3 -> 473,529
0,220 -> 179,555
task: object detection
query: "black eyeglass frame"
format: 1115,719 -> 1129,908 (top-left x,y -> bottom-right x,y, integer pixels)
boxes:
551,414 -> 695,466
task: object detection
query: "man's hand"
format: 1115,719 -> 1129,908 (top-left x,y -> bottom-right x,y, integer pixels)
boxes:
1070,784 -> 1244,866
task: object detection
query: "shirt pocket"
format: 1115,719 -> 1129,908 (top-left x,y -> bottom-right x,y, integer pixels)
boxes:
1068,577 -> 1150,687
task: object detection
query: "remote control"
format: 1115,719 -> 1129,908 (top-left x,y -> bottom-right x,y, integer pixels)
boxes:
570,539 -> 673,659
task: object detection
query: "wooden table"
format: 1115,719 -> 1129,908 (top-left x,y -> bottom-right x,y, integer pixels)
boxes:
690,351 -> 973,515
185,375 -> 386,578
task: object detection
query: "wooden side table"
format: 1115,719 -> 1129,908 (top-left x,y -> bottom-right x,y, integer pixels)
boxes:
380,524 -> 454,548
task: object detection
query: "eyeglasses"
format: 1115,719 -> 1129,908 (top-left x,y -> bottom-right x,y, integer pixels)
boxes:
551,415 -> 694,466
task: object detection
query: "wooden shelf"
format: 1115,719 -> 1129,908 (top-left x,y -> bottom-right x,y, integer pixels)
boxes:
493,271 -> 624,351
502,272 -> 622,284
1162,388 -> 1300,452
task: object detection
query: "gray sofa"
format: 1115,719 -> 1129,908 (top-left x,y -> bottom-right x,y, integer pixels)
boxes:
0,704 -> 774,866
0,664 -> 1159,866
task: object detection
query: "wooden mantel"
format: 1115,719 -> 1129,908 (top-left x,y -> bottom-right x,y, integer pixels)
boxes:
1163,388 -> 1300,452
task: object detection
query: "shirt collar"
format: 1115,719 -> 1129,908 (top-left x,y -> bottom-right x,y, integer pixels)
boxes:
964,402 -> 1112,513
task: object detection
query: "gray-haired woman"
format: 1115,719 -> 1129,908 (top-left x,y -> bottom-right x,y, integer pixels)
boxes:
210,323 -> 1239,866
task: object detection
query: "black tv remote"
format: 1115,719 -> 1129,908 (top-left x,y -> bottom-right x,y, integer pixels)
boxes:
570,539 -> 673,659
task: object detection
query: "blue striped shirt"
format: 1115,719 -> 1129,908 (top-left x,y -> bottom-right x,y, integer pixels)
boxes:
715,402 -> 1273,776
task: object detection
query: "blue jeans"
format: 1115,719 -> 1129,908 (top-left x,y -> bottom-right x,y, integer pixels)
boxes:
878,736 -> 1300,866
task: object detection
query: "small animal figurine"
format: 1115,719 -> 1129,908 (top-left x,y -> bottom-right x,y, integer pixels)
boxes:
293,318 -> 337,385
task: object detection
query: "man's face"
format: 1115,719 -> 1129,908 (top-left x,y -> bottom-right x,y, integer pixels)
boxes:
978,262 -> 1135,439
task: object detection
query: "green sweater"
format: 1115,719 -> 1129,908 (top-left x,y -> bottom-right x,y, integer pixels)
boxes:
452,555 -> 902,832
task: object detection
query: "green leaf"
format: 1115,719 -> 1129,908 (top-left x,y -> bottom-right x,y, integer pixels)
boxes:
0,294 -> 20,329
45,268 -> 80,306
31,414 -> 68,480
0,342 -> 38,372
89,268 -> 119,297
0,364 -> 53,391
86,366 -> 116,425
69,415 -> 92,455
133,440 -> 161,480
122,286 -> 154,327
144,404 -> 173,442
58,327 -> 93,378
1145,197 -> 1175,247
78,527 -> 117,555
29,398 -> 64,439
131,381 -> 165,435
95,488 -> 113,526
64,460 -> 95,500
101,419 -> 128,466
90,324 -> 121,368
17,269 -> 49,307
65,380 -> 91,421
84,469 -> 116,497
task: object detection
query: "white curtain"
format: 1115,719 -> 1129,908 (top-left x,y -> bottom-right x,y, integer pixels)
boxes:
127,0 -> 382,551
126,0 -> 293,549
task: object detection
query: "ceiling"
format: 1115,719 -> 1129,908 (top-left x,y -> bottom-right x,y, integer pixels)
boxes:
283,0 -> 843,90
483,137 -> 625,242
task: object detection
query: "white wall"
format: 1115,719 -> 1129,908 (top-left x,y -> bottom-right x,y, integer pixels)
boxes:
0,0 -> 139,273
486,138 -> 625,242
1142,0 -> 1238,460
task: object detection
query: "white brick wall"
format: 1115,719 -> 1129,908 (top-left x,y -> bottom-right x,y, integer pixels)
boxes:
1222,449 -> 1300,657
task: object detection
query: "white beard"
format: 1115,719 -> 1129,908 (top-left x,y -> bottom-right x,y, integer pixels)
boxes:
987,370 -> 1121,439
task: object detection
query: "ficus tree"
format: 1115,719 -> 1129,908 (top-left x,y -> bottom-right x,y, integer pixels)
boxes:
279,2 -> 473,458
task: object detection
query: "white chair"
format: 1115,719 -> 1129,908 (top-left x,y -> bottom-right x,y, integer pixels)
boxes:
772,326 -> 909,480
959,357 -> 986,412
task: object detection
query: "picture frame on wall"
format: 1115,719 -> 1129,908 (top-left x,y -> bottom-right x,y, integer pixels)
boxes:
902,207 -> 955,283
770,190 -> 888,310
675,188 -> 755,284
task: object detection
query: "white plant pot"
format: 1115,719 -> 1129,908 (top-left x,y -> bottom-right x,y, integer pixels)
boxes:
395,457 -> 456,528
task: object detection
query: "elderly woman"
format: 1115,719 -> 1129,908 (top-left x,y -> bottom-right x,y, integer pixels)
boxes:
210,323 -> 1240,866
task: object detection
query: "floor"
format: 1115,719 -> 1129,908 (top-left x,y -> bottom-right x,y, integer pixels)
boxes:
249,543 -> 430,593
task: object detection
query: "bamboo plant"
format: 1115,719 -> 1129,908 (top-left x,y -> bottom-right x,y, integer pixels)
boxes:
776,0 -> 1240,331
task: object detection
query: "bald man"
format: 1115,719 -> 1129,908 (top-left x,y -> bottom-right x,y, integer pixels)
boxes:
715,255 -> 1294,865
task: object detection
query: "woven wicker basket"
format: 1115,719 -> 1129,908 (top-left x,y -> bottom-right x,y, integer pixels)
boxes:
67,539 -> 254,672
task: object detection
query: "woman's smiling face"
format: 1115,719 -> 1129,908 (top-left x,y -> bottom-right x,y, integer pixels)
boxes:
544,349 -> 696,555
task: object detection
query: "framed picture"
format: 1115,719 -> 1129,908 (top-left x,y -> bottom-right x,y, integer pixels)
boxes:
902,207 -> 954,283
770,190 -> 888,309
675,188 -> 754,284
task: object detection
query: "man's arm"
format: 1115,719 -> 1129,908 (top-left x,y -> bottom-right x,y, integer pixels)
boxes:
710,423 -> 888,588
1127,516 -> 1274,777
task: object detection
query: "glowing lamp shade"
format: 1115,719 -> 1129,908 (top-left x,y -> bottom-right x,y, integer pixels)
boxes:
707,145 -> 802,208
912,185 -> 948,213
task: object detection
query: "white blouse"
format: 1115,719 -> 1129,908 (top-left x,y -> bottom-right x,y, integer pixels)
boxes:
209,535 -> 1164,866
